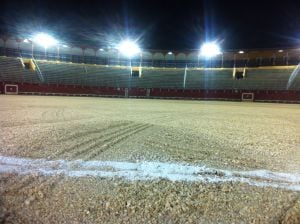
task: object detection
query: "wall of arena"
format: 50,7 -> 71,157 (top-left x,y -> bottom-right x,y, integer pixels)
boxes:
1,82 -> 299,103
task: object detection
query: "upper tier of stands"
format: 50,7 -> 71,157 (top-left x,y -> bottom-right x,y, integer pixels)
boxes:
0,56 -> 299,90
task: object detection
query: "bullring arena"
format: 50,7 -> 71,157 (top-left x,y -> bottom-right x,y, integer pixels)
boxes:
1,36 -> 300,223
1,95 -> 300,223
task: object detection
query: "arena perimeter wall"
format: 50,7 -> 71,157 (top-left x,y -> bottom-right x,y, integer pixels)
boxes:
0,82 -> 299,103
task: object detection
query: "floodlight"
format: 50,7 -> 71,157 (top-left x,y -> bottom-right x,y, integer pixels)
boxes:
238,50 -> 244,54
168,51 -> 173,55
278,49 -> 284,53
200,42 -> 221,58
99,48 -> 104,51
33,33 -> 58,48
117,40 -> 141,58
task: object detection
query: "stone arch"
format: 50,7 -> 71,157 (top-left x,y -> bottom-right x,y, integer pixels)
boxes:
142,51 -> 152,60
165,53 -> 175,61
176,53 -> 186,61
153,52 -> 164,60
187,52 -> 199,61
84,48 -> 95,57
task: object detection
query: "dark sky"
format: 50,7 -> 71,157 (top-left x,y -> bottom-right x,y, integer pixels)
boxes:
1,0 -> 300,51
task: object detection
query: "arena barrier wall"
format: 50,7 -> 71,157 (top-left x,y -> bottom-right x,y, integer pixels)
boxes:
1,82 -> 299,103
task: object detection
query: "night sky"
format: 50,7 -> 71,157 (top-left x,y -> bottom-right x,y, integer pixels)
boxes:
1,0 -> 300,51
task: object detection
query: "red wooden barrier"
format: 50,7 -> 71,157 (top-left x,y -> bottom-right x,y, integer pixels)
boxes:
1,82 -> 299,103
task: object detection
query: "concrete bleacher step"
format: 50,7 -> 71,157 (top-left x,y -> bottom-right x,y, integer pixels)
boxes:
1,56 -> 299,91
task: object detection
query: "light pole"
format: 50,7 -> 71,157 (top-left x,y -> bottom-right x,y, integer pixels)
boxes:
32,33 -> 58,60
199,42 -> 222,68
117,39 -> 141,75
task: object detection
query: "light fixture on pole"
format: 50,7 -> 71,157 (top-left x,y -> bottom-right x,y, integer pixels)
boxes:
32,33 -> 58,58
117,39 -> 141,75
199,42 -> 221,58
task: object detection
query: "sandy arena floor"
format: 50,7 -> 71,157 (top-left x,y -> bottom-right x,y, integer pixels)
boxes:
0,95 -> 300,223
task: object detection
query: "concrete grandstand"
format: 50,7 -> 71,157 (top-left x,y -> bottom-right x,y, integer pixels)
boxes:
0,38 -> 300,103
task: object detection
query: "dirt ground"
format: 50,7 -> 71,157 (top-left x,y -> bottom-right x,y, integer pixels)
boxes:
0,95 -> 300,223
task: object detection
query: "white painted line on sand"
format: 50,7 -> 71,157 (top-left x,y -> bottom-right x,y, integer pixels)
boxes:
1,155 -> 300,191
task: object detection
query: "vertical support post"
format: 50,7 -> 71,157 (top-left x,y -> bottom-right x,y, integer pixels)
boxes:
221,53 -> 224,68
146,89 -> 150,98
57,46 -> 60,61
3,38 -> 7,57
139,53 -> 143,77
106,51 -> 109,66
31,42 -> 34,58
16,39 -> 21,57
233,54 -> 236,68
129,58 -> 132,76
183,64 -> 187,89
151,54 -> 154,67
94,49 -> 97,64
232,67 -> 236,79
82,47 -> 85,63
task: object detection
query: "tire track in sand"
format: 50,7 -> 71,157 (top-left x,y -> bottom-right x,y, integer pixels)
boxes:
70,123 -> 151,160
53,122 -> 144,159
82,123 -> 152,160
57,121 -> 132,143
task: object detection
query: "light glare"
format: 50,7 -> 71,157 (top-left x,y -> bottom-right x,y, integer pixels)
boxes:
117,40 -> 141,58
200,42 -> 221,58
33,33 -> 58,48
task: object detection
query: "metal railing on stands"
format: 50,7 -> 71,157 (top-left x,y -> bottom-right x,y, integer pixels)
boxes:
2,47 -> 300,68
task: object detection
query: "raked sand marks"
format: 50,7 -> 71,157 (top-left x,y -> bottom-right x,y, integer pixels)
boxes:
1,155 -> 300,191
